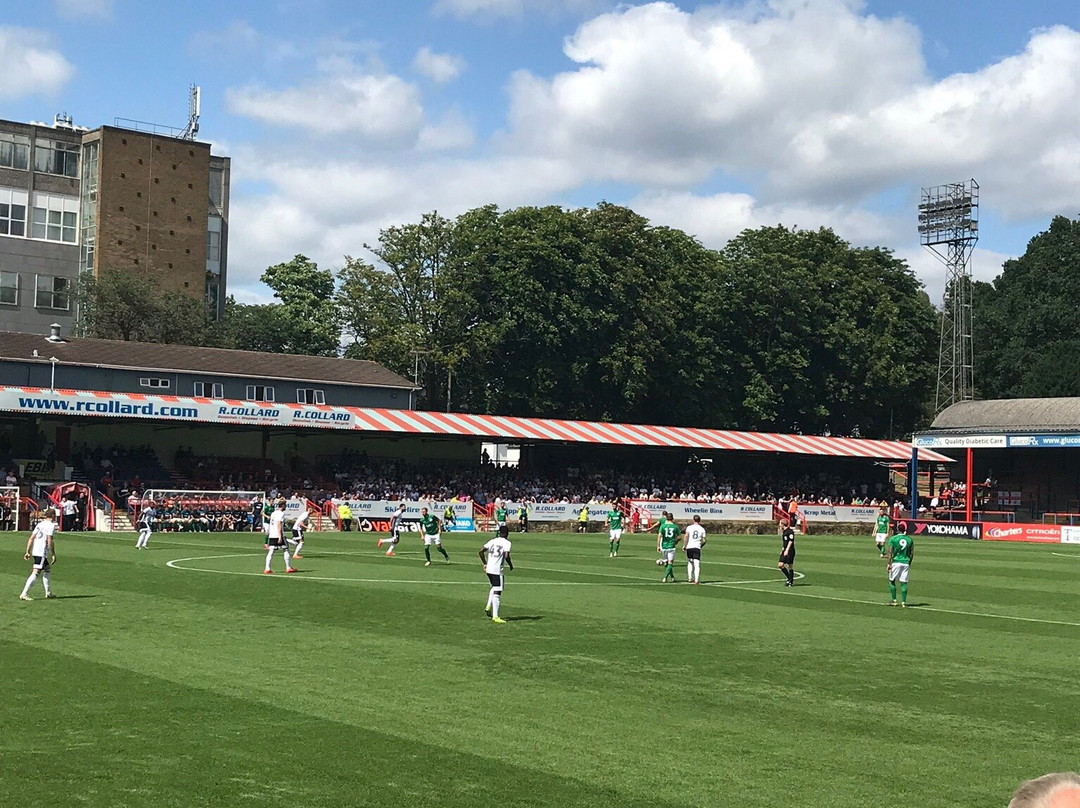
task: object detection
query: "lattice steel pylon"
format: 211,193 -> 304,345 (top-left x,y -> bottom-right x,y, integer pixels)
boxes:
919,180 -> 979,412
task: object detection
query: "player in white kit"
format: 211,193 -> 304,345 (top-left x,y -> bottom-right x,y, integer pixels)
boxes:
135,504 -> 155,549
264,501 -> 297,574
479,526 -> 513,624
378,503 -> 407,556
20,508 -> 58,600
288,501 -> 309,559
683,514 -> 707,585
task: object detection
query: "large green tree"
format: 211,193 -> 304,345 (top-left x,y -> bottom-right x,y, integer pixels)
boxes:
973,216 -> 1080,398
78,268 -> 213,345
717,226 -> 937,435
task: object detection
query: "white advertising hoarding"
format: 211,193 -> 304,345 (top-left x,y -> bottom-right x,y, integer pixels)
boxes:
631,500 -> 774,522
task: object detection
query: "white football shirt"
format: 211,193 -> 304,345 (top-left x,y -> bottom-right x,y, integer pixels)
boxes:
293,508 -> 309,527
31,519 -> 56,556
483,536 -> 512,575
268,510 -> 286,540
684,523 -> 706,550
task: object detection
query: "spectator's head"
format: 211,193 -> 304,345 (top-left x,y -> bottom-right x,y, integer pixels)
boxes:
1008,773 -> 1080,808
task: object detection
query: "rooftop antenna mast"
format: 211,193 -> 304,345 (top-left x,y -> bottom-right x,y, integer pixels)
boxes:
179,84 -> 201,140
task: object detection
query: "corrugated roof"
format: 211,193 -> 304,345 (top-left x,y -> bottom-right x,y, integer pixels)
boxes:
0,331 -> 416,390
931,398 -> 1080,433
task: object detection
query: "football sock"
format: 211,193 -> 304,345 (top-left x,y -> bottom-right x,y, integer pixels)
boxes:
900,582 -> 908,603
41,571 -> 51,596
283,549 -> 292,568
609,540 -> 615,554
693,559 -> 701,582
889,581 -> 897,600
424,546 -> 431,562
21,571 -> 37,596
264,549 -> 275,571
437,546 -> 449,559
664,563 -> 674,579
687,560 -> 694,580
786,568 -> 794,584
491,593 -> 500,619
294,540 -> 304,556
486,589 -> 495,610
614,540 -> 619,553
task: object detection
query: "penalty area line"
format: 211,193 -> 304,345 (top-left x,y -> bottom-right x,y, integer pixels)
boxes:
728,585 -> 1080,628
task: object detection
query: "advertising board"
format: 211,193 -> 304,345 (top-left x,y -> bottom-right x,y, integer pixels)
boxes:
631,501 -> 774,522
981,523 -> 1062,543
799,505 -> 878,523
893,518 -> 982,540
1061,526 -> 1080,545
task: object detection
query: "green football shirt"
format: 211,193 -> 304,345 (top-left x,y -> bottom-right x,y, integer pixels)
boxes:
608,510 -> 623,529
875,515 -> 890,534
496,507 -> 507,522
888,533 -> 914,564
658,522 -> 680,549
419,514 -> 440,535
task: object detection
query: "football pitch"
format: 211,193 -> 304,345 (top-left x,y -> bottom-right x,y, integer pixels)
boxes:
2,529 -> 1077,808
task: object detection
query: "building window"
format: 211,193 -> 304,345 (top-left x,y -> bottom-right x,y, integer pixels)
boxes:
33,139 -> 79,177
34,275 -> 70,310
206,229 -> 220,262
30,193 -> 78,243
297,388 -> 325,405
0,189 -> 27,237
139,378 -> 170,389
246,385 -> 274,402
0,134 -> 30,170
0,272 -> 18,305
193,382 -> 224,398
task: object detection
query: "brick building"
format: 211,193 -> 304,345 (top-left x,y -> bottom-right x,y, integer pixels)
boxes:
0,115 -> 230,335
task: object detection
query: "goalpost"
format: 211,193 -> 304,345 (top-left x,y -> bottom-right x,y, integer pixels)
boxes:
141,489 -> 266,532
0,486 -> 20,531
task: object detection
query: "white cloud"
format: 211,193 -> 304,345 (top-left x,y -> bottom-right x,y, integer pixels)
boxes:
418,109 -> 476,151
505,2 -> 1080,221
226,64 -> 424,140
189,20 -> 301,63
0,27 -> 75,99
631,189 -> 897,250
53,0 -> 114,19
413,47 -> 466,83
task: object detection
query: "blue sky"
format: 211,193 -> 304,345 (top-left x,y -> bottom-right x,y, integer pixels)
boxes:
2,0 -> 1077,303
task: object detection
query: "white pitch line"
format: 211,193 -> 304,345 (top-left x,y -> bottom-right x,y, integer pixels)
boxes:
727,585 -> 1080,628
165,554 -> 657,586
166,548 -> 794,587
1051,552 -> 1080,559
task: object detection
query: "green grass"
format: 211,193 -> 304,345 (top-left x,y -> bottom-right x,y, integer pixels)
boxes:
2,529 -> 1077,807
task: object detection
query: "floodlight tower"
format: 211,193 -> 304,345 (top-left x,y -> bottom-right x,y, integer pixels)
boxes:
919,179 -> 979,412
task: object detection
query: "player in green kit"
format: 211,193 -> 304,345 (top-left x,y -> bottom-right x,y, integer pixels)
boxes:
873,507 -> 890,557
607,505 -> 623,557
495,503 -> 508,532
656,518 -> 681,582
419,507 -> 449,566
886,529 -> 915,607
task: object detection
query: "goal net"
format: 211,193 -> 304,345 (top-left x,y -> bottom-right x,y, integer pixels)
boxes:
141,489 -> 266,532
0,486 -> 20,531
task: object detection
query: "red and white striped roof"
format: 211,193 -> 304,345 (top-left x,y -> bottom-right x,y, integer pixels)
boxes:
349,407 -> 951,462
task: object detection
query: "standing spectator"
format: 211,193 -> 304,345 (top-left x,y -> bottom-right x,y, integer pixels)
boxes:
61,496 -> 78,532
338,501 -> 353,532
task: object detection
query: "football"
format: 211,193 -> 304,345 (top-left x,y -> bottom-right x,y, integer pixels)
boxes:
655,558 -> 665,566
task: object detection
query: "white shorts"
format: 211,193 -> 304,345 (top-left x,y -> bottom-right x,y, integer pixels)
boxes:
889,563 -> 910,583
874,532 -> 887,544
659,548 -> 675,563
423,533 -> 441,546
609,528 -> 622,540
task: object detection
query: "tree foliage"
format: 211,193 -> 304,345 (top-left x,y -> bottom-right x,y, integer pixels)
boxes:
78,268 -> 214,345
973,216 -> 1080,398
340,205 -> 938,436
